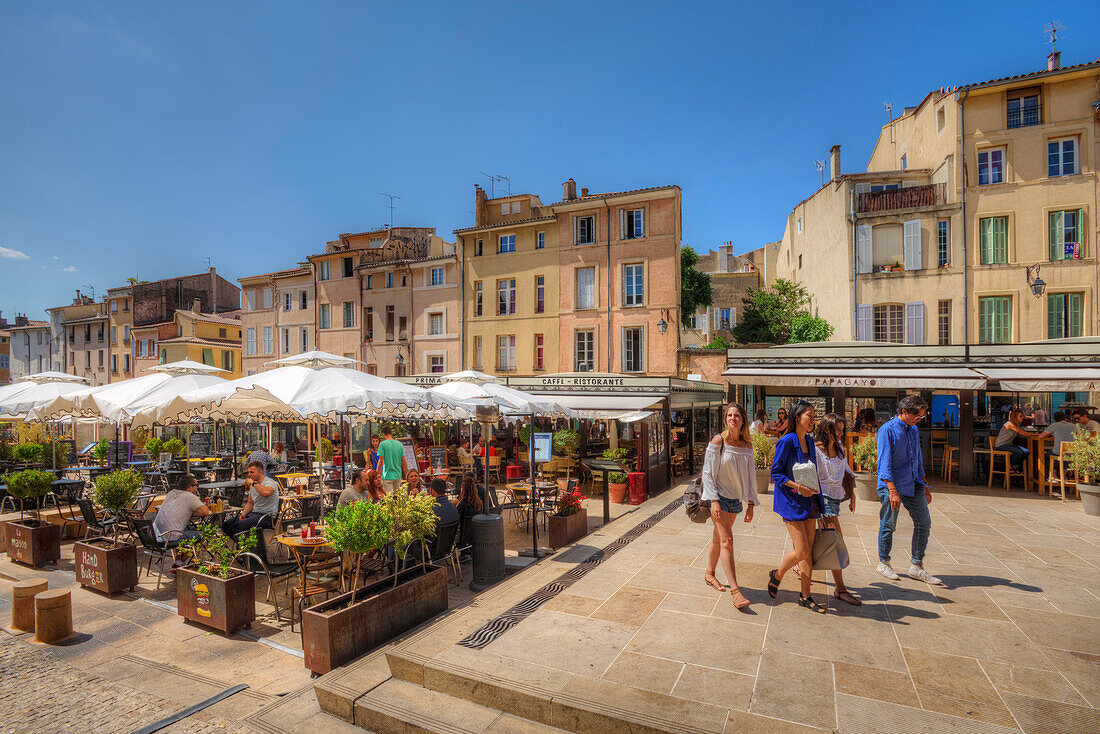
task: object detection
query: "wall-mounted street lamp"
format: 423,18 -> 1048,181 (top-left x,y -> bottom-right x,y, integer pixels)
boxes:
1025,264 -> 1046,298
656,308 -> 671,334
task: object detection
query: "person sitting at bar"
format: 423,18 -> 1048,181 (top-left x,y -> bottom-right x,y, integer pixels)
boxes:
995,409 -> 1050,474
1072,407 -> 1100,435
222,461 -> 280,536
153,473 -> 210,545
768,408 -> 788,433
1046,412 -> 1077,460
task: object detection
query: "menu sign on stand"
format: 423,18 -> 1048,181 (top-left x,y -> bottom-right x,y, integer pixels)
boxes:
429,445 -> 447,473
400,438 -> 418,473
188,432 -> 213,461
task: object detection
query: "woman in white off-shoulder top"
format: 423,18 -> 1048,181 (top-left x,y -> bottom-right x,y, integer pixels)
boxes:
701,402 -> 758,610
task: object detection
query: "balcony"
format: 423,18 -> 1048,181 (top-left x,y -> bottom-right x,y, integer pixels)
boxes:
857,183 -> 946,214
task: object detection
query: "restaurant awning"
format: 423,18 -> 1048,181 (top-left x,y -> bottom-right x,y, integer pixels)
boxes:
721,367 -> 986,390
537,394 -> 662,420
975,367 -> 1100,393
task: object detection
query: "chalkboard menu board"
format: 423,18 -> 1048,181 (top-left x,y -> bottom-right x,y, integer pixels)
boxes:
188,432 -> 213,459
108,441 -> 133,468
429,445 -> 447,470
400,438 -> 418,472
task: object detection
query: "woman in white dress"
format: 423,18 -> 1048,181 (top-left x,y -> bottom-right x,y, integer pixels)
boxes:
701,402 -> 758,609
814,413 -> 861,606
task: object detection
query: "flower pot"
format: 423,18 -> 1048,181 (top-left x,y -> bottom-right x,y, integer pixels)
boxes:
854,472 -> 879,503
1079,482 -> 1100,517
176,567 -> 255,635
755,469 -> 771,494
549,508 -> 588,549
302,563 -> 448,675
74,538 -> 138,596
609,482 -> 629,504
5,519 -> 61,567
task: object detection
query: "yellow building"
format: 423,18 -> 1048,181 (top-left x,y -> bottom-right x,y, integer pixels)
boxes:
154,306 -> 243,378
106,285 -> 133,381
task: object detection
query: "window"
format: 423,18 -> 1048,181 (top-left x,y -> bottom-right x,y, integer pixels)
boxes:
122,299 -> 128,312
497,279 -> 516,315
534,334 -> 544,370
263,327 -> 273,355
98,325 -> 104,342
535,276 -> 545,313
512,201 -> 521,214
429,355 -> 445,373
282,328 -> 290,354
979,217 -> 1008,265
498,234 -> 516,253
428,312 -> 443,336
111,354 -> 117,372
343,256 -> 354,278
717,308 -> 732,330
110,300 -> 118,314
622,263 -> 644,306
574,330 -> 595,372
430,267 -> 444,286
622,327 -> 643,372
500,202 -> 509,215
904,302 -> 924,345
936,106 -> 946,133
797,217 -> 802,233
399,316 -> 407,339
536,232 -> 545,249
223,350 -> 234,371
497,335 -> 516,371
1049,209 -> 1083,261
367,364 -> 377,375
622,209 -> 645,239
575,215 -> 595,245
1007,93 -> 1040,128
84,324 -> 90,342
394,362 -> 407,377
300,291 -> 308,310
123,354 -> 130,373
245,290 -> 256,311
1048,138 -> 1077,178
977,149 -> 1004,185
474,336 -> 482,370
219,327 -> 226,339
938,300 -> 951,346
872,304 -> 903,343
798,255 -> 802,269
475,239 -> 483,257
343,302 -> 355,328
937,220 -> 949,267
300,327 -> 308,352
318,261 -> 330,281
262,288 -> 272,309
900,154 -> 907,170
386,306 -> 394,340
246,328 -> 256,355
474,282 -> 482,317
978,296 -> 1011,344
319,304 -> 330,330
1047,293 -> 1083,339
283,292 -> 290,311
202,348 -> 214,366
401,273 -> 406,286
110,326 -> 117,344
575,267 -> 595,309
366,274 -> 373,290
86,352 -> 91,368
386,272 -> 394,288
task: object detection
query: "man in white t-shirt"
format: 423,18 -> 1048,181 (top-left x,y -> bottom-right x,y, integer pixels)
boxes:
1072,408 -> 1100,435
153,474 -> 210,544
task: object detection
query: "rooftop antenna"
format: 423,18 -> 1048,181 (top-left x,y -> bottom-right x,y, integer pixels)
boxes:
479,172 -> 510,197
82,285 -> 96,300
203,256 -> 212,269
814,160 -> 827,186
379,193 -> 400,229
1043,19 -> 1064,53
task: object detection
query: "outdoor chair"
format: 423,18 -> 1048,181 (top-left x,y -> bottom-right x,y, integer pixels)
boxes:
428,521 -> 461,585
503,486 -> 532,530
77,498 -> 118,540
131,518 -> 184,590
235,528 -> 299,624
486,455 -> 503,484
986,436 -> 1013,491
1048,449 -> 1078,502
930,430 -> 950,465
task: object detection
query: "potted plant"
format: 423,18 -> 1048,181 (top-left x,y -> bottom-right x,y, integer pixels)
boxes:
2,469 -> 61,566
163,437 -> 186,457
176,524 -> 258,634
301,482 -> 448,675
13,443 -> 45,465
316,437 -> 334,465
1068,429 -> 1100,516
548,486 -> 587,549
517,424 -> 531,447
602,447 -> 629,463
93,439 -> 109,466
608,471 -> 629,503
553,428 -> 580,457
144,436 -> 164,458
74,469 -> 142,596
850,434 -> 879,502
751,431 -> 774,493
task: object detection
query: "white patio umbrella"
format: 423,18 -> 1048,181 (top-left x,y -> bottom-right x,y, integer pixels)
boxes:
0,372 -> 91,420
428,380 -> 578,420
438,369 -> 504,384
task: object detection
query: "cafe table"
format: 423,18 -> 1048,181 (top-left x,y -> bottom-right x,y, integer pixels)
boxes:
276,530 -> 336,630
277,472 -> 313,491
1020,432 -> 1052,495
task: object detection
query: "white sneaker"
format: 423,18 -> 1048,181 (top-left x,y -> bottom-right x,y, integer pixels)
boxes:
876,562 -> 900,580
907,564 -> 943,585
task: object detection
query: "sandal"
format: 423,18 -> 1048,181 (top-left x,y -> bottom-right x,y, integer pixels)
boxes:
704,573 -> 727,592
834,590 -> 862,606
798,595 -> 826,614
730,588 -> 751,609
767,569 -> 780,598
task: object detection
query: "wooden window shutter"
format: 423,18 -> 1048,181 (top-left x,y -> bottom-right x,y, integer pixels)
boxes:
856,226 -> 872,273
903,219 -> 922,270
905,302 -> 924,345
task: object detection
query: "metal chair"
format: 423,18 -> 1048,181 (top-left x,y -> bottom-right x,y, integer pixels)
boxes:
130,518 -> 183,590
429,521 -> 460,585
76,498 -> 117,540
235,528 -> 300,623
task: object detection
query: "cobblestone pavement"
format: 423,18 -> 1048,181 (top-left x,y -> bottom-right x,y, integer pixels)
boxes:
0,634 -> 254,734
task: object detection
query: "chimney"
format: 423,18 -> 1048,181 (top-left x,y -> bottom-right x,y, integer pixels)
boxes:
562,178 -> 577,201
474,185 -> 488,226
1047,51 -> 1061,70
580,187 -> 589,197
829,145 -> 841,180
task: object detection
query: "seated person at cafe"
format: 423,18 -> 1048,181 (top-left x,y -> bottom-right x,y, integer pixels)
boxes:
222,461 -> 280,536
768,408 -> 788,433
457,439 -> 472,463
1072,407 -> 1100,435
455,472 -> 482,555
338,469 -> 387,508
1046,412 -> 1077,460
246,446 -> 278,473
271,442 -> 287,463
153,474 -> 210,545
406,468 -> 425,492
429,477 -> 459,528
750,409 -> 767,434
473,436 -> 496,470
995,408 -> 1051,472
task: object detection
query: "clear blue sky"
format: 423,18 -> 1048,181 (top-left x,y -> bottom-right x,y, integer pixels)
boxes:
2,1 -> 1097,319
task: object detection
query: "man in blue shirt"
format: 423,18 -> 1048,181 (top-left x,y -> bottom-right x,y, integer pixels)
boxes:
876,395 -> 942,585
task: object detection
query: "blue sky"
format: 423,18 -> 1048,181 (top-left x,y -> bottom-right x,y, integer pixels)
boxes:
2,1 -> 1097,319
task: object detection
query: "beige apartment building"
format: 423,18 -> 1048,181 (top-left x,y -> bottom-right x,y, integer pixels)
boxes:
682,242 -> 763,347
48,294 -> 110,386
775,53 -> 1099,346
106,285 -> 133,381
239,265 -> 314,376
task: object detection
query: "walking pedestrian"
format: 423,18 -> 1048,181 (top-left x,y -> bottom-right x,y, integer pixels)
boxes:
767,400 -> 825,613
815,413 -> 861,606
701,402 -> 757,609
875,395 -> 942,585
378,426 -> 407,495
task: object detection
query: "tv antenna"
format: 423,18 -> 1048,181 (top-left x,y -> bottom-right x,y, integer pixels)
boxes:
203,256 -> 212,269
479,172 -> 511,198
1043,19 -> 1064,53
379,193 -> 400,229
884,102 -> 894,120
814,160 -> 827,186
82,285 -> 96,300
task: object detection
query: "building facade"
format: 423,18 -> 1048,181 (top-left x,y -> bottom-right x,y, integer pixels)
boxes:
682,243 -> 762,346
238,266 -> 314,376
48,293 -> 110,386
106,285 -> 133,381
3,317 -> 52,381
153,305 -> 243,377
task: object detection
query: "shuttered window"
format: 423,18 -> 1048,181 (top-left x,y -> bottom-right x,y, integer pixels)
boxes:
1047,293 -> 1083,339
1049,209 -> 1083,261
905,302 -> 924,345
873,304 -> 903,343
855,304 -> 872,341
903,219 -> 922,270
979,217 -> 1008,265
978,296 -> 1011,344
856,225 -> 872,273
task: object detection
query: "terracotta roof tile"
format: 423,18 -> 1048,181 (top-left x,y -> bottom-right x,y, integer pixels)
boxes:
960,59 -> 1100,90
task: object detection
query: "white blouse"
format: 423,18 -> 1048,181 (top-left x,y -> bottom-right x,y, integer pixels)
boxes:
815,446 -> 854,500
701,441 -> 758,505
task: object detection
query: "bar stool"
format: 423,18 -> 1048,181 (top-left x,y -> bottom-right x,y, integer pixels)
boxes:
1048,449 -> 1078,501
940,445 -> 958,482
986,437 -> 1012,491
930,430 -> 950,466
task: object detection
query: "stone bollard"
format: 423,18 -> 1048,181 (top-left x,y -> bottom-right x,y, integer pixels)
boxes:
9,578 -> 48,633
33,589 -> 74,644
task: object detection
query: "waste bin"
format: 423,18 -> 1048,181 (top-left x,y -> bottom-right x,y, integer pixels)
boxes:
628,472 -> 647,505
469,514 -> 505,591
506,465 -> 524,480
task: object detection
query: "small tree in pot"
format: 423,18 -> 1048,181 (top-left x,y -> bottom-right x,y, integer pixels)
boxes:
324,499 -> 391,593
163,438 -> 186,457
2,469 -> 61,566
1068,429 -> 1100,516
850,435 -> 880,502
76,469 -> 143,594
93,439 -> 109,465
144,436 -> 164,458
553,428 -> 580,457
384,481 -> 438,582
751,431 -> 775,493
175,524 -> 258,634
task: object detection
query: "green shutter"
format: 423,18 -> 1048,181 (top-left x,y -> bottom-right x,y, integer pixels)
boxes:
1068,293 -> 1083,337
980,219 -> 992,265
995,297 -> 1010,343
1047,294 -> 1062,338
1080,209 -> 1086,258
202,348 -> 214,366
979,298 -> 992,343
1049,212 -> 1062,260
993,217 -> 1007,264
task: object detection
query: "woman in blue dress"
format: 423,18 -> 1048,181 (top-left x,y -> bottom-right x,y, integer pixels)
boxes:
767,400 -> 826,613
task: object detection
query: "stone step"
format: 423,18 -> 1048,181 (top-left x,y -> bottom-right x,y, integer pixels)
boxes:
354,678 -> 570,734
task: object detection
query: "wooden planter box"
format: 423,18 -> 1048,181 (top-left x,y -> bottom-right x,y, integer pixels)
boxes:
548,508 -> 588,549
302,563 -> 448,675
5,519 -> 61,567
176,567 -> 255,635
74,538 -> 138,596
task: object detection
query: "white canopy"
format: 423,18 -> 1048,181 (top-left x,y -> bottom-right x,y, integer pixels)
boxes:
721,366 -> 987,391
437,370 -> 503,384
28,361 -> 230,424
531,394 -> 663,420
265,351 -> 359,368
139,351 -> 472,426
0,378 -> 95,420
975,367 -> 1100,393
428,381 -> 578,420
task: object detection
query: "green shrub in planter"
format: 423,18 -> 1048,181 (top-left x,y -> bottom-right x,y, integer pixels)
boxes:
609,472 -> 629,484
93,469 -> 143,546
163,438 -> 186,457
553,428 -> 579,456
602,447 -> 629,463
851,434 -> 877,472
382,481 -> 437,584
13,443 -> 44,464
93,439 -> 109,463
144,437 -> 164,457
324,500 -> 392,591
2,469 -> 55,521
751,431 -> 774,470
1068,429 -> 1100,481
177,523 -> 257,579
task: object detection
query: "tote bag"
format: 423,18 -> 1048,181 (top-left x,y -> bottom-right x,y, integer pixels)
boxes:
811,527 -> 850,571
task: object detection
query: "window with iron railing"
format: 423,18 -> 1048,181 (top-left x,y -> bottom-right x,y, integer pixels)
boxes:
1007,95 -> 1040,129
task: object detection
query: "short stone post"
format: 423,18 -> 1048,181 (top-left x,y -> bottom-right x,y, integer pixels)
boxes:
9,578 -> 48,633
33,588 -> 74,644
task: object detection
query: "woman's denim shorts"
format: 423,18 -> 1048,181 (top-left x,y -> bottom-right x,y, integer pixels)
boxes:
714,496 -> 744,514
820,495 -> 842,517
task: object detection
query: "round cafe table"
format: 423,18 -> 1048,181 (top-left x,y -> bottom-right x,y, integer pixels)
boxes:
276,531 -> 334,630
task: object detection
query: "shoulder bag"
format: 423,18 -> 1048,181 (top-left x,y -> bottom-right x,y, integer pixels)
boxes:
811,524 -> 850,571
682,476 -> 711,523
